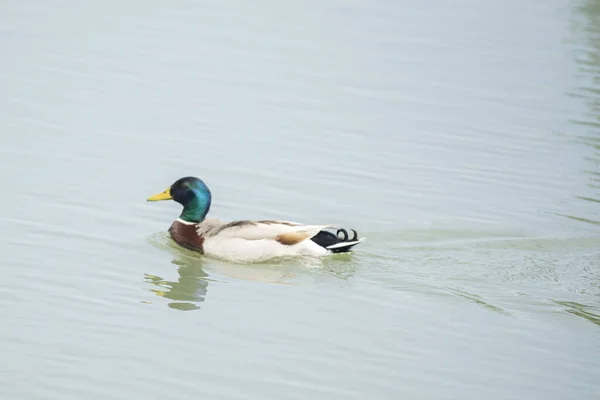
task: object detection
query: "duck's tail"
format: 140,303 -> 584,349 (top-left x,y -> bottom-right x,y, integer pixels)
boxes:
311,228 -> 365,253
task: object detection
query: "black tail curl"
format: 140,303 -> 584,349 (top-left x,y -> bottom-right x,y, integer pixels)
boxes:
336,228 -> 358,242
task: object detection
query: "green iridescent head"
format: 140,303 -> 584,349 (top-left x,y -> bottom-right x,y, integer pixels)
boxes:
147,176 -> 212,222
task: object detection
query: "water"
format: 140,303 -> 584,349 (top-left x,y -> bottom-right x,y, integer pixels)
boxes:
1,0 -> 599,398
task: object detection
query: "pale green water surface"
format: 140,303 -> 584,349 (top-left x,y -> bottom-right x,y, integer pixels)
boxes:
1,0 -> 599,399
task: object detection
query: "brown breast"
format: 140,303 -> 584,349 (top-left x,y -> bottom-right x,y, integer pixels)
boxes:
168,220 -> 205,254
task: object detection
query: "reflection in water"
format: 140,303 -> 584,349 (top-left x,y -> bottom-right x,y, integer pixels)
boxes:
145,255 -> 209,311
571,0 -> 600,221
317,253 -> 360,280
554,300 -> 600,327
559,213 -> 600,226
447,288 -> 510,316
144,232 -> 360,311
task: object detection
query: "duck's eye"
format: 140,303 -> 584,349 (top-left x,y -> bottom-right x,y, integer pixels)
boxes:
180,182 -> 189,189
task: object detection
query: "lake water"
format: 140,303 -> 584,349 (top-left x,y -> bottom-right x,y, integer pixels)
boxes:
1,0 -> 599,398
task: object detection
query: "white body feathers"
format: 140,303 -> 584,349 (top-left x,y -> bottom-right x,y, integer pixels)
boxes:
177,218 -> 363,263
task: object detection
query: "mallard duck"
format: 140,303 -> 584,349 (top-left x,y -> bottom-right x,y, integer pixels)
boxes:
147,176 -> 364,263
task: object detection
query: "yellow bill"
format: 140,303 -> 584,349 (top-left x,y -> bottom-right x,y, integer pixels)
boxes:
147,187 -> 173,201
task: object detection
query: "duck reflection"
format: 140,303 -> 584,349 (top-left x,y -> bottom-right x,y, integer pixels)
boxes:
143,231 -> 360,311
144,254 -> 209,311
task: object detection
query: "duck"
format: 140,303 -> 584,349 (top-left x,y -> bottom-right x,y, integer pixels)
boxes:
146,176 -> 364,263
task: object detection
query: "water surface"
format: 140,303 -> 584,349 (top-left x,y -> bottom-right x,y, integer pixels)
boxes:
1,0 -> 599,399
